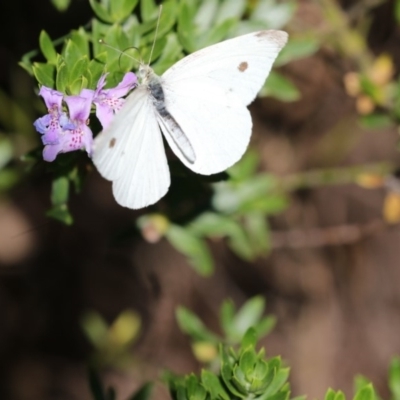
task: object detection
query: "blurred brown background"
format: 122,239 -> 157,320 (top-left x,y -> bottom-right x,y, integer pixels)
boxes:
1,0 -> 400,399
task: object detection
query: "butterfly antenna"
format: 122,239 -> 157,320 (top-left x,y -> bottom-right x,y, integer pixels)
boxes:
99,39 -> 141,64
148,4 -> 162,65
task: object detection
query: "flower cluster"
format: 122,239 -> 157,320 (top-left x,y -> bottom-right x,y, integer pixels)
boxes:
33,72 -> 137,162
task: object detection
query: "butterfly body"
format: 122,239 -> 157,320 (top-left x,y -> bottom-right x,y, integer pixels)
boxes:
93,30 -> 288,209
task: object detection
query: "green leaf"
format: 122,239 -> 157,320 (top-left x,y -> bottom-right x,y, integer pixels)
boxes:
63,39 -> 83,69
220,347 -> 247,398
51,0 -> 71,11
354,384 -> 375,400
324,388 -> 337,400
220,300 -> 235,339
275,37 -> 319,66
71,28 -> 89,57
166,224 -> 214,276
197,18 -> 237,50
228,150 -> 260,181
194,0 -> 219,32
56,61 -> 68,93
89,52 -> 107,87
240,328 -> 257,351
128,383 -> 153,400
244,212 -> 271,255
152,33 -> 183,74
359,113 -> 393,129
176,306 -> 219,342
201,370 -> 230,400
0,134 -> 14,169
260,367 -> 290,399
260,71 -> 300,101
212,175 -> 278,215
110,0 -> 138,22
140,0 -> 158,21
395,0 -> 400,25
233,297 -> 265,338
389,358 -> 400,400
255,316 -> 276,339
178,0 -> 197,52
51,176 -> 69,206
46,204 -> 73,225
39,30 -> 58,64
0,168 -> 19,191
250,0 -> 296,29
33,63 -> 55,88
89,0 -> 114,23
69,56 -> 89,88
215,0 -> 246,25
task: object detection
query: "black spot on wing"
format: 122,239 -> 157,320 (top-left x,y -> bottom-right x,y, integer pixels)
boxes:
238,61 -> 248,72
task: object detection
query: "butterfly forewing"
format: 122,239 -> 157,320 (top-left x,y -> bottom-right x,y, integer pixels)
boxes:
159,30 -> 288,175
93,87 -> 170,209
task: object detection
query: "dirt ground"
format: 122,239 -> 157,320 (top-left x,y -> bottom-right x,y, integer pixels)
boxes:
1,1 -> 400,399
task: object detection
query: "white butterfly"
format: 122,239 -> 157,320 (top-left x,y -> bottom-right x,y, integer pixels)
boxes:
93,30 -> 288,209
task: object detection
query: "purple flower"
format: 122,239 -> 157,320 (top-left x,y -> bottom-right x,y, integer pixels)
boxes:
33,87 -> 74,146
42,90 -> 94,162
92,72 -> 137,129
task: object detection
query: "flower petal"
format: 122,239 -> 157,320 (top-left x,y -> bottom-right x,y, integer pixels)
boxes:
103,72 -> 137,98
39,86 -> 63,110
65,93 -> 93,121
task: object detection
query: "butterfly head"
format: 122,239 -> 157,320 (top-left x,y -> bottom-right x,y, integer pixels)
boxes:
137,63 -> 156,84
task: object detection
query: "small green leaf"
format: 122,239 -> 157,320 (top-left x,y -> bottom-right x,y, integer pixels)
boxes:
110,0 -> 138,22
201,370 -> 230,400
325,388 -> 337,400
152,33 -> 183,74
70,28 -> 89,57
359,113 -> 393,129
33,63 -> 55,88
46,204 -> 73,225
176,306 -> 219,343
261,366 -> 290,399
51,176 -> 69,206
228,150 -> 259,181
261,71 -> 300,101
390,358 -> 400,400
233,297 -> 265,338
89,0 -> 114,23
56,62 -> 68,93
39,30 -> 58,64
0,134 -> 14,169
250,0 -> 296,29
51,0 -> 71,11
69,56 -> 89,86
63,39 -> 83,69
256,316 -> 276,338
244,212 -> 271,255
140,0 -> 158,21
275,37 -> 319,66
240,328 -> 257,351
354,384 -> 375,400
395,0 -> 400,25
0,168 -> 19,191
166,224 -> 214,276
220,300 -> 235,339
197,18 -> 236,49
194,0 -> 219,32
215,0 -> 245,25
178,0 -> 197,52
